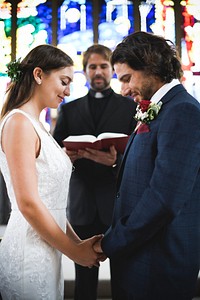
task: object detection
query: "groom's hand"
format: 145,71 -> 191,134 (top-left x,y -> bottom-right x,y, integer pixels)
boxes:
93,239 -> 107,262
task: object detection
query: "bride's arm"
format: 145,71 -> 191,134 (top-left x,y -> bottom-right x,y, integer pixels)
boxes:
66,222 -> 82,243
2,113 -> 101,267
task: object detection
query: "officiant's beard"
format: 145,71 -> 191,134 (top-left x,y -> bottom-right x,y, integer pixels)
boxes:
90,76 -> 110,92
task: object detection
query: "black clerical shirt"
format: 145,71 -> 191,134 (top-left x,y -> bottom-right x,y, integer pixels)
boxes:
88,88 -> 113,128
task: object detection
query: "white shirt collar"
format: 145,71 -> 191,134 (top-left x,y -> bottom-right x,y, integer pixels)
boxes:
150,79 -> 180,104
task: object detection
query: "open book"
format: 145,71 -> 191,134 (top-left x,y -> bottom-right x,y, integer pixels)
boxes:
62,132 -> 130,154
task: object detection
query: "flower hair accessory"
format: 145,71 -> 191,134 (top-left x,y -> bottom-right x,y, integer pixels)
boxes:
6,58 -> 22,82
134,100 -> 162,124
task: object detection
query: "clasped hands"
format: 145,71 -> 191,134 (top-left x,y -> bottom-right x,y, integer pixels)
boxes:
71,234 -> 107,268
90,234 -> 107,268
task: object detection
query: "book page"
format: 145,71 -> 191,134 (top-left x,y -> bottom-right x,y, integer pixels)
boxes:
97,132 -> 128,140
64,135 -> 96,143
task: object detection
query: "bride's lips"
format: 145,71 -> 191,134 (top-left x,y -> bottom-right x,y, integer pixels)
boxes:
58,96 -> 64,103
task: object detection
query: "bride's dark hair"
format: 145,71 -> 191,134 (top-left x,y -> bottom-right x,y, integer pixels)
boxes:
1,44 -> 74,118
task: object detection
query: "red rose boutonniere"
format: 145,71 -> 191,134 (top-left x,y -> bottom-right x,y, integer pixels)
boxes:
134,100 -> 162,124
134,100 -> 162,133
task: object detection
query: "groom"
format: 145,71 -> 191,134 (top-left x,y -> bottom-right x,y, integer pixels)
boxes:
94,31 -> 200,300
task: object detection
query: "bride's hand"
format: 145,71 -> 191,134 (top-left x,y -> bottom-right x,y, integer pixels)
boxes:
72,234 -> 104,268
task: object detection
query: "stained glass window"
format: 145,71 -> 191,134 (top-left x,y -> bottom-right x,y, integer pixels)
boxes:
16,0 -> 52,59
98,0 -> 134,49
181,0 -> 200,100
0,1 -> 11,75
56,0 -> 94,103
57,0 -> 93,55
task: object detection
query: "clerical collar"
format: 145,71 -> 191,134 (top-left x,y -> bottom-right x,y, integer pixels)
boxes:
89,88 -> 113,99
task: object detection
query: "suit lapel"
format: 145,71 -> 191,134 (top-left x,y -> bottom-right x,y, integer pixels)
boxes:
116,132 -> 136,190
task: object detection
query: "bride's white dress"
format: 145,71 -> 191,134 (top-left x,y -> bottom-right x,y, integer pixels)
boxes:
0,109 -> 72,300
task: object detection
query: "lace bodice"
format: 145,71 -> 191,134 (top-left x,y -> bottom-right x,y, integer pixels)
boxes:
0,109 -> 72,210
0,109 -> 72,299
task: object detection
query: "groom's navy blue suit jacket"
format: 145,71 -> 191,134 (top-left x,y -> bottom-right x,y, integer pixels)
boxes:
102,84 -> 200,299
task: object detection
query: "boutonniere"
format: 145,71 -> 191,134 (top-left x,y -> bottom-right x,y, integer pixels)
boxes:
134,100 -> 162,124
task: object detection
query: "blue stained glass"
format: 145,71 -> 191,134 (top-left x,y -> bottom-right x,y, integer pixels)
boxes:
146,4 -> 155,33
36,1 -> 52,44
58,1 -> 80,36
99,0 -> 134,49
128,3 -> 134,34
17,1 -> 52,45
57,0 -> 93,52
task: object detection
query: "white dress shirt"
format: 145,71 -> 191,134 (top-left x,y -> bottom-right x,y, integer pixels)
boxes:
151,79 -> 180,104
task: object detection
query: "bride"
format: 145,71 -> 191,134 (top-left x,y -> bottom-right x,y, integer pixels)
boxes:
0,44 -> 105,299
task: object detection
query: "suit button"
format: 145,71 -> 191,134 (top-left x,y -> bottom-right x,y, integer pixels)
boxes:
116,192 -> 120,198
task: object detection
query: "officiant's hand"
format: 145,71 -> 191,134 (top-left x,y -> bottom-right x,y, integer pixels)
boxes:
65,149 -> 82,163
77,145 -> 117,166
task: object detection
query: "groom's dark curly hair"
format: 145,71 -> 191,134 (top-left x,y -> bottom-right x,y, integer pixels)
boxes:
110,31 -> 183,83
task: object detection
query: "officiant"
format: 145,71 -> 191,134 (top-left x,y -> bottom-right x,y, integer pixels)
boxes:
53,44 -> 137,300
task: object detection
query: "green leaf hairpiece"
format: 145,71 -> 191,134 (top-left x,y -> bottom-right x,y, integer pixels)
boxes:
6,58 -> 22,82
